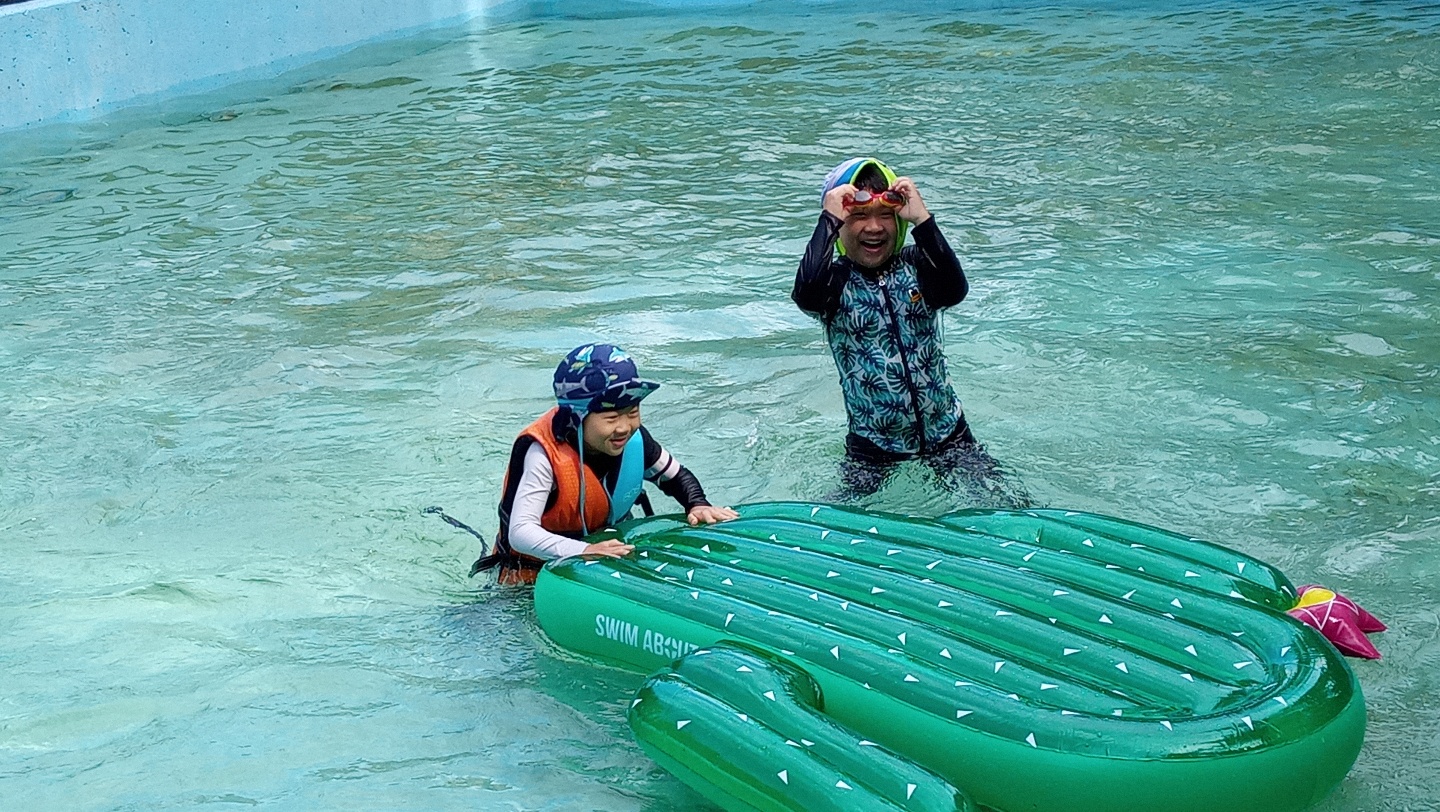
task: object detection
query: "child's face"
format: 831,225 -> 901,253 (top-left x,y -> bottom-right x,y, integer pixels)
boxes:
582,406 -> 642,457
838,206 -> 898,269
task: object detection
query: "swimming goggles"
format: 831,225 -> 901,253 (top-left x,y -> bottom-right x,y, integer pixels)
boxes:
842,189 -> 906,211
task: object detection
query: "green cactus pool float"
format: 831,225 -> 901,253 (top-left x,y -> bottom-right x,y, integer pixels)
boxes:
533,503 -> 1366,812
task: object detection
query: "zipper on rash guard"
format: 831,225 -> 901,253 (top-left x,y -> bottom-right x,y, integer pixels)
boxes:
877,271 -> 927,454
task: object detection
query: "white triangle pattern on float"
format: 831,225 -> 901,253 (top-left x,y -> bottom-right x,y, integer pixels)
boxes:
602,508 -> 1299,792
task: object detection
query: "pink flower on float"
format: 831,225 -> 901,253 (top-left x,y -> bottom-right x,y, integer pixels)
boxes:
1288,585 -> 1386,660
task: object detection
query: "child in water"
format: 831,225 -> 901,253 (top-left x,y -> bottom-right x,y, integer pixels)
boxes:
471,343 -> 737,585
792,157 -> 1029,506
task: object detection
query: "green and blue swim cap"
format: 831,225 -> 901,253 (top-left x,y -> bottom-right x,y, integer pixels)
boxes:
820,157 -> 909,255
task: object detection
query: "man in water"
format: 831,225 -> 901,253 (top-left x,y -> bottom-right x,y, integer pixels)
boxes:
791,157 -> 1029,506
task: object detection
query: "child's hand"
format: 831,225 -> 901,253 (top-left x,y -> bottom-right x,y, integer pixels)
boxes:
823,183 -> 857,220
583,539 -> 634,558
890,177 -> 932,224
687,505 -> 740,526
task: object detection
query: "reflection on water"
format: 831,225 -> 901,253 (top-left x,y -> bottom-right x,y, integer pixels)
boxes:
1,2 -> 1437,809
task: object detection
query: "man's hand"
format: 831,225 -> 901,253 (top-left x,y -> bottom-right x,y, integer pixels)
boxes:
823,183 -> 857,220
890,177 -> 932,225
582,539 -> 634,557
687,505 -> 740,526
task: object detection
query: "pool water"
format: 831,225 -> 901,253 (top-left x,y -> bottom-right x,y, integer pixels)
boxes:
2,1 -> 1437,809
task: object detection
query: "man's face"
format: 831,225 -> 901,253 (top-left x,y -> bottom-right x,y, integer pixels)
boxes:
838,206 -> 898,269
581,406 -> 642,456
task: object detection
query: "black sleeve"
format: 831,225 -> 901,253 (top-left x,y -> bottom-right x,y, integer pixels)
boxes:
900,216 -> 968,310
636,426 -> 710,512
791,212 -> 849,320
657,467 -> 710,512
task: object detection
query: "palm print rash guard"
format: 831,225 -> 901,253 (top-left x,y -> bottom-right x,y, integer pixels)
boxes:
792,213 -> 969,455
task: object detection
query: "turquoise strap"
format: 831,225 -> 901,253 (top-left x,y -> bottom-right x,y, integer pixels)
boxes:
606,433 -> 645,526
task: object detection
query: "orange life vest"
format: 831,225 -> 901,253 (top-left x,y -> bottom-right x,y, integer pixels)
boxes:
516,407 -> 613,536
477,408 -> 618,586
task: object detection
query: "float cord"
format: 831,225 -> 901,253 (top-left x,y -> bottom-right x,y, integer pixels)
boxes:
423,506 -> 488,551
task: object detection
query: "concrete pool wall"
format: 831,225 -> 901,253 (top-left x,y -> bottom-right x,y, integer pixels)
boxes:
1,0 -> 506,131
1,0 -> 1050,132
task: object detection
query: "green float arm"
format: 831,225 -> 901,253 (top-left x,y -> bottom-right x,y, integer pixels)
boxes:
629,641 -> 974,812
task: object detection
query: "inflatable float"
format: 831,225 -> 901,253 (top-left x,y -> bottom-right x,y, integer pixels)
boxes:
532,502 -> 1371,812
